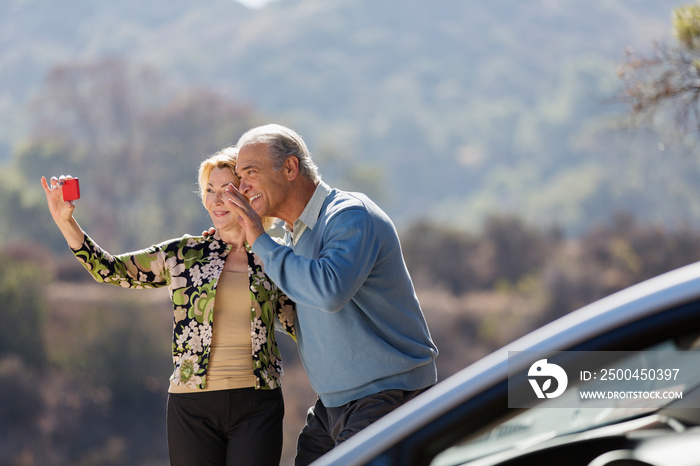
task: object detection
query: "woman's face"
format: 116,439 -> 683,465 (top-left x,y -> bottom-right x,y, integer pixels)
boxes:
205,167 -> 241,234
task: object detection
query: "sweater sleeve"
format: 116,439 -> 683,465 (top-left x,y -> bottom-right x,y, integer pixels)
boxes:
252,209 -> 378,313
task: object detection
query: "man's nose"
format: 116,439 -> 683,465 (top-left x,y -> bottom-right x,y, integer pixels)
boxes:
238,178 -> 250,194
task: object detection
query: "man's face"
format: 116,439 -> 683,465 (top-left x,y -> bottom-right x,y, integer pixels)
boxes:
235,143 -> 290,219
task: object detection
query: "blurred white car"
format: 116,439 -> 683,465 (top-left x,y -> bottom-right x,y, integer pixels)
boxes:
313,262 -> 700,466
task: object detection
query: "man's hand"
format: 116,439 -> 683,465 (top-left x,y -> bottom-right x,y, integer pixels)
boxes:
224,183 -> 266,245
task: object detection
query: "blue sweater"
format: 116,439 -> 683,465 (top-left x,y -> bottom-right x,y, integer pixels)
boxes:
252,185 -> 438,407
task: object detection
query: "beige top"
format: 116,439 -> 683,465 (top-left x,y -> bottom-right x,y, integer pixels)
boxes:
169,270 -> 256,393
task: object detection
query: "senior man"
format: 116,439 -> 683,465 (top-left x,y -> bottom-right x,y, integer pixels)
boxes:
224,124 -> 438,465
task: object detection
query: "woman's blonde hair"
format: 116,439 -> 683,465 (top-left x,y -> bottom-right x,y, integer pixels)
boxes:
198,146 -> 239,204
198,146 -> 274,231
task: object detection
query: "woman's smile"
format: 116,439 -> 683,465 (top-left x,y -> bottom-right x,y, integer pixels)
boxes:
206,167 -> 243,235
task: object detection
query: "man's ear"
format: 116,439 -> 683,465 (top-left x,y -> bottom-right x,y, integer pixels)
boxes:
284,155 -> 300,181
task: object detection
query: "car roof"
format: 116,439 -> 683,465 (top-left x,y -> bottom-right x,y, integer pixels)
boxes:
313,260 -> 700,466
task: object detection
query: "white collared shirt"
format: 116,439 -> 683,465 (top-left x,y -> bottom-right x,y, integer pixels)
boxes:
284,181 -> 331,245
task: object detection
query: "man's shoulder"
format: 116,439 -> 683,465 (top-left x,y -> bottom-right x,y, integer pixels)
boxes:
322,188 -> 393,227
324,188 -> 374,214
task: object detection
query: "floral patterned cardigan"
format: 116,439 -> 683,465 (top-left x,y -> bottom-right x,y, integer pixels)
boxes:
71,231 -> 295,390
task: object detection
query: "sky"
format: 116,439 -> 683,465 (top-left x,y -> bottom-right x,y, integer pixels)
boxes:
235,0 -> 274,8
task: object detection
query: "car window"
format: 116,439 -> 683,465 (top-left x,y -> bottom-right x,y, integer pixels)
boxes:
430,336 -> 700,466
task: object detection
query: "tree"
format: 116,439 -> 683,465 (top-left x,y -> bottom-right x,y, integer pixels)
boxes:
12,58 -> 261,252
617,3 -> 700,141
0,245 -> 51,367
402,214 -> 559,295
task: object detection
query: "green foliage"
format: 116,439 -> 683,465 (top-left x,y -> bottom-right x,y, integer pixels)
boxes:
538,213 -> 700,324
0,0 -> 693,238
12,59 -> 262,252
403,214 -> 560,295
33,288 -> 173,465
616,2 -> 700,146
0,246 -> 51,367
404,211 -> 700,325
49,296 -> 172,404
673,4 -> 700,49
0,356 -> 45,461
4,2 -> 700,464
4,208 -> 700,465
0,170 -> 64,251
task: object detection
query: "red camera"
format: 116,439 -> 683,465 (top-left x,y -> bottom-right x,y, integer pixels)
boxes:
62,178 -> 81,201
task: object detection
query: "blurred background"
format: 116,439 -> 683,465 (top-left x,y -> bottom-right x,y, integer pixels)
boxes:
4,0 -> 700,464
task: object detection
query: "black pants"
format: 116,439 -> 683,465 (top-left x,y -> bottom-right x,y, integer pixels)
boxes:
295,387 -> 429,466
167,387 -> 284,466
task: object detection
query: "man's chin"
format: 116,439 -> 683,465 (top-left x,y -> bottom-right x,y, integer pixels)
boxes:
251,204 -> 268,218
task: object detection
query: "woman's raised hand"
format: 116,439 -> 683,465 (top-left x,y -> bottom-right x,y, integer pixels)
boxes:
41,175 -> 77,223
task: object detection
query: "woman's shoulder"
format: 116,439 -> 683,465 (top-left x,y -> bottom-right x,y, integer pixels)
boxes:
156,234 -> 221,253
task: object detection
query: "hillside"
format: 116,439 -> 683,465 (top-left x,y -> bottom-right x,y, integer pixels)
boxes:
5,208 -> 700,465
1,0 -> 694,238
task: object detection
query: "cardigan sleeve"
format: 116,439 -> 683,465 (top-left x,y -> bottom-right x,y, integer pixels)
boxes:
71,234 -> 172,289
275,291 -> 296,340
267,235 -> 296,338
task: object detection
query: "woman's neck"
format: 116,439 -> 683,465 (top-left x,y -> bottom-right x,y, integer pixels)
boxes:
218,228 -> 247,250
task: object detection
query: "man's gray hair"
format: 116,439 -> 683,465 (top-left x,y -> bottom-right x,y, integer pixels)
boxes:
236,124 -> 321,183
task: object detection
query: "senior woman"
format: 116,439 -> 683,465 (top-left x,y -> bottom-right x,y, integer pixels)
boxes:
41,147 -> 295,466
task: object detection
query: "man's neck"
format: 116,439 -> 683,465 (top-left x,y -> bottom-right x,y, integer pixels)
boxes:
278,179 -> 318,226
